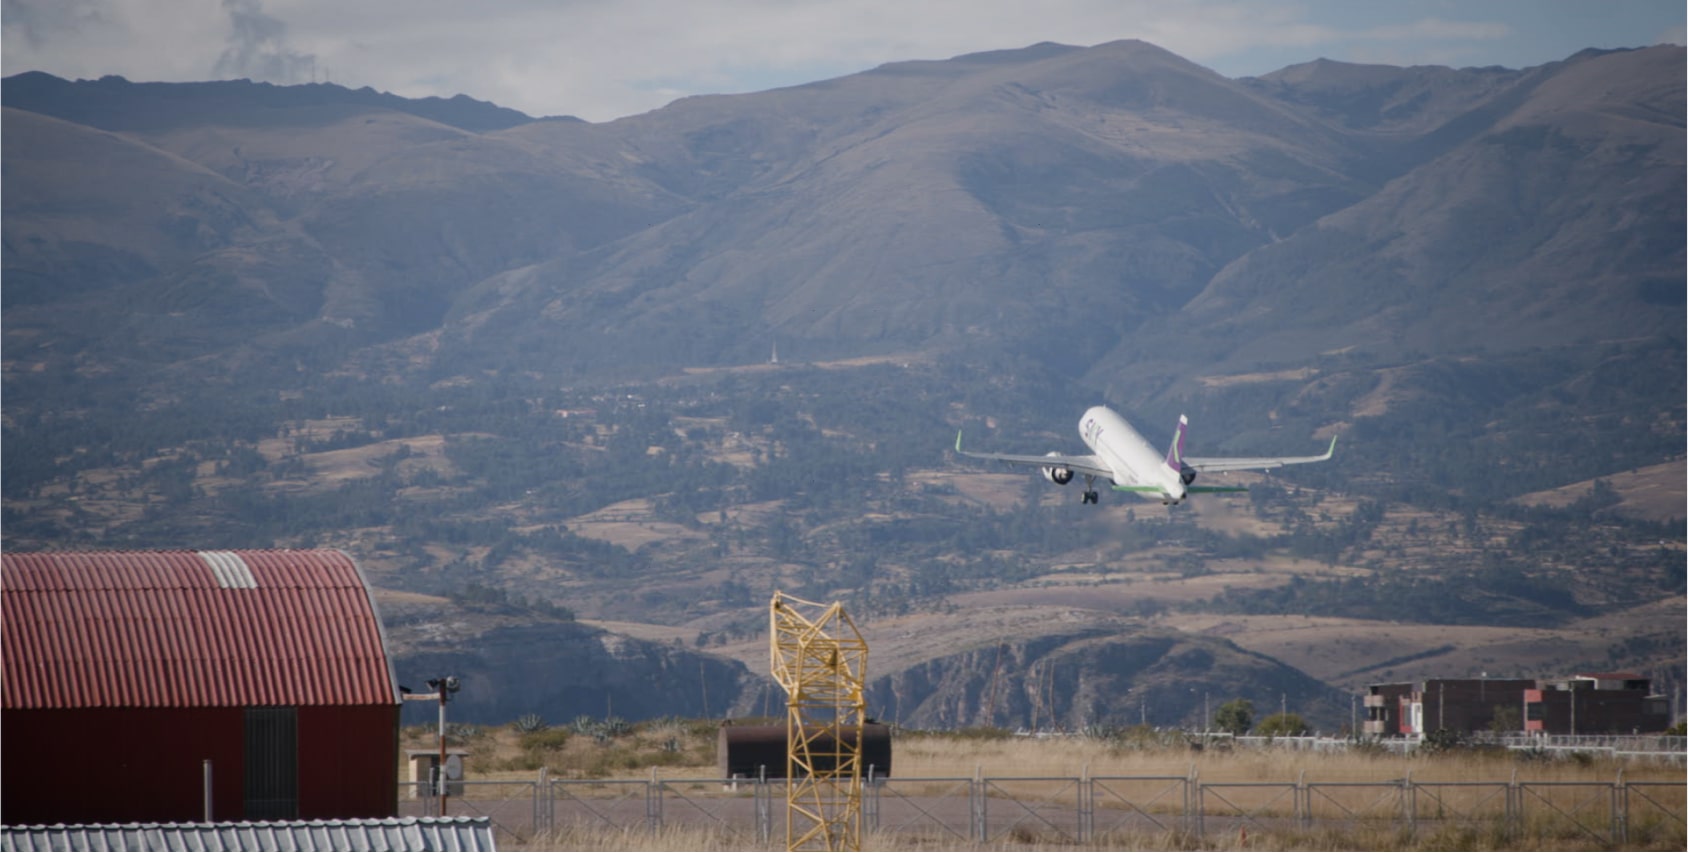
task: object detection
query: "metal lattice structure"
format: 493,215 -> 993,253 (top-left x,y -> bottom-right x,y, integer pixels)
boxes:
769,592 -> 869,851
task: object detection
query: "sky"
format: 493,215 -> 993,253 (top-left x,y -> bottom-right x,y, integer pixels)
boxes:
3,0 -> 1683,123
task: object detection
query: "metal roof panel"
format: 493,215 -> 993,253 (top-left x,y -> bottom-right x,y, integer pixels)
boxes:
0,817 -> 496,852
2,550 -> 396,709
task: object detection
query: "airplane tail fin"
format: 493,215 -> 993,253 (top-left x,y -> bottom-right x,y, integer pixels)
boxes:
1164,415 -> 1188,472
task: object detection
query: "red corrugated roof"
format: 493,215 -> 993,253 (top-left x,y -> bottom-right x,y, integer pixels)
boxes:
3,550 -> 396,709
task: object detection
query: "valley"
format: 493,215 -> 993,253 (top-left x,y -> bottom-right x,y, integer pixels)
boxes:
3,41 -> 1682,730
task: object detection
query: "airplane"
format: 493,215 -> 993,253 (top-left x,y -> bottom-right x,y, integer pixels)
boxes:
953,405 -> 1336,505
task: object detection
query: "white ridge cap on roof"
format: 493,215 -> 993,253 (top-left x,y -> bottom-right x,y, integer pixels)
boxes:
198,550 -> 258,589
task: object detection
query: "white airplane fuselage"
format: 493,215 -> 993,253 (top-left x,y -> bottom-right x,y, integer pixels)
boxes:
1079,405 -> 1186,503
953,404 -> 1334,506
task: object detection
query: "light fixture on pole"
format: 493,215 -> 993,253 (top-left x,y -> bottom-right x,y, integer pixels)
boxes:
424,676 -> 462,816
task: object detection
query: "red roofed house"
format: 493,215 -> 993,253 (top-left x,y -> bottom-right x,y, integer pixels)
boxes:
2,550 -> 400,824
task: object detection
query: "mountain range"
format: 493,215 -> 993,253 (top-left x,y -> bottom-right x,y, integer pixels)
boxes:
2,41 -> 1682,729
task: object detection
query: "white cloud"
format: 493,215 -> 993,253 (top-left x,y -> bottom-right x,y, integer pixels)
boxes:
1360,17 -> 1510,43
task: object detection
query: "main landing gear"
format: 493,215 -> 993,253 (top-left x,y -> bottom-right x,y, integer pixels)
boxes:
1081,475 -> 1100,505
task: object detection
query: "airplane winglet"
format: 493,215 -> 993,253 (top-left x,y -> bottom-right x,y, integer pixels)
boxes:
1320,434 -> 1338,461
955,430 -> 964,453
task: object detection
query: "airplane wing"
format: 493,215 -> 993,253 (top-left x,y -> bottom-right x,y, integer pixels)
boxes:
1183,435 -> 1338,474
953,433 -> 1117,480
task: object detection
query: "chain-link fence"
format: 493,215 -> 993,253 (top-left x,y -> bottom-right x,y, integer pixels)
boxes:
399,769 -> 1685,848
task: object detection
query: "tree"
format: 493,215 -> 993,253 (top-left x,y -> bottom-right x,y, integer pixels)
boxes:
1213,698 -> 1255,735
1489,704 -> 1522,734
1255,712 -> 1310,737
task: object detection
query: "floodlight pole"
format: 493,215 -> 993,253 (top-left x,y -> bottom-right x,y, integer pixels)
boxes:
421,675 -> 461,817
437,688 -> 449,816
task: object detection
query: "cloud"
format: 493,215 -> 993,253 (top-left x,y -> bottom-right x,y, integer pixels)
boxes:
2,0 -> 231,81
213,0 -> 317,83
1360,17 -> 1510,43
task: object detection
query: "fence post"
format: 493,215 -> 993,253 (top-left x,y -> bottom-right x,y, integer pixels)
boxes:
534,766 -> 548,837
756,765 -> 770,847
1403,769 -> 1415,836
1297,769 -> 1309,830
1079,762 -> 1091,844
864,764 -> 879,835
972,764 -> 985,843
1189,764 -> 1202,840
646,767 -> 660,831
1506,767 -> 1519,838
1613,768 -> 1626,845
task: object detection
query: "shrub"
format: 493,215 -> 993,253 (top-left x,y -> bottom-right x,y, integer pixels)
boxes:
513,713 -> 549,733
1255,712 -> 1310,737
1416,727 -> 1467,754
446,723 -> 486,744
520,728 -> 572,754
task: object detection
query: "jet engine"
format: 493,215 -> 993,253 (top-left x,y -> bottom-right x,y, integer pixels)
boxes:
1041,452 -> 1073,485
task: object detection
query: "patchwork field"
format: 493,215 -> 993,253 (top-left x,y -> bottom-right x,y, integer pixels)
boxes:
1513,462 -> 1686,522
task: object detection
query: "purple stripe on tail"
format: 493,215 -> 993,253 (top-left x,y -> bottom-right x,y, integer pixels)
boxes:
1165,415 -> 1188,470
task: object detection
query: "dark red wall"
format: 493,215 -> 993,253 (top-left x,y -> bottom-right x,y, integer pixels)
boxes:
2,707 -> 242,824
2,705 -> 397,824
298,704 -> 399,818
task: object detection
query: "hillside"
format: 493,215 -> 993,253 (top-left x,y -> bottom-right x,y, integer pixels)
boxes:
2,42 -> 1682,727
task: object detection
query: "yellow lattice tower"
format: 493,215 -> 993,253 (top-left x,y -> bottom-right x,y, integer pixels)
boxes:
769,591 -> 869,851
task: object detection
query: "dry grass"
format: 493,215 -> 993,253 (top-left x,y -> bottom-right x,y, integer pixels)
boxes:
893,732 -> 1684,784
426,719 -> 1685,786
451,722 -> 1682,851
1511,461 -> 1687,522
510,809 -> 1686,852
561,497 -> 708,550
402,717 -> 721,781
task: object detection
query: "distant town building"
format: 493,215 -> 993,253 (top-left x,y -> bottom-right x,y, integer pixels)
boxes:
1364,673 -> 1672,737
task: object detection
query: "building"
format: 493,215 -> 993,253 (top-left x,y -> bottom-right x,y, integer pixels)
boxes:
1524,673 -> 1673,735
1364,673 -> 1673,737
2,550 -> 400,824
1361,682 -> 1414,737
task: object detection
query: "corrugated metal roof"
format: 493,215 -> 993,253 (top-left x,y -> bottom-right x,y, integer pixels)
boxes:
2,550 -> 396,709
0,817 -> 496,852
